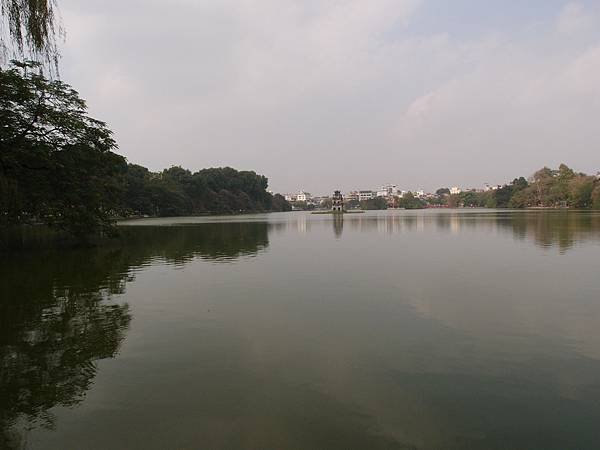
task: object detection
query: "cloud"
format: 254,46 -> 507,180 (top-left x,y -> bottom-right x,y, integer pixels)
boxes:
557,2 -> 593,34
56,1 -> 600,193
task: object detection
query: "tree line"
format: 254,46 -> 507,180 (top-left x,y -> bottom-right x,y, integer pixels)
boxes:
343,165 -> 599,211
440,165 -> 600,209
0,61 -> 290,239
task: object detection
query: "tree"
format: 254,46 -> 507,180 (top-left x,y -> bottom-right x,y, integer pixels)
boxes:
446,194 -> 460,208
272,194 -> 292,212
532,167 -> 557,206
592,185 -> 600,210
360,197 -> 387,210
0,60 -> 126,237
0,0 -> 62,70
569,176 -> 595,208
436,187 -> 450,196
398,192 -> 425,209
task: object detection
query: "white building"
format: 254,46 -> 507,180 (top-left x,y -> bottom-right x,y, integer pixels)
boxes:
450,186 -> 462,195
346,191 -> 359,201
284,194 -> 296,202
414,190 -> 425,198
358,190 -> 375,201
377,184 -> 400,197
296,191 -> 311,202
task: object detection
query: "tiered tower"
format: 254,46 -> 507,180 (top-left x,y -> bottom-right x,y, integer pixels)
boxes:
332,190 -> 344,212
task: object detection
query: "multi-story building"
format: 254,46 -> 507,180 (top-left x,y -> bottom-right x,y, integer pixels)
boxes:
377,184 -> 401,197
346,191 -> 359,202
450,186 -> 462,195
358,190 -> 374,201
296,191 -> 311,202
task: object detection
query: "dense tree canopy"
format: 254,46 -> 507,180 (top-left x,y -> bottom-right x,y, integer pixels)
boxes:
424,165 -> 599,209
120,164 -> 290,217
1,61 -> 126,236
0,61 -> 290,241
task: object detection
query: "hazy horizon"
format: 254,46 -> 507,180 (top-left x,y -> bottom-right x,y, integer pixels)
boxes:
58,0 -> 600,193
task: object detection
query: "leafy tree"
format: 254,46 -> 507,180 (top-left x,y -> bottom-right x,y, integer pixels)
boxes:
0,61 -> 126,237
446,194 -> 460,208
459,191 -> 486,207
398,192 -> 425,209
436,187 -> 450,195
320,198 -> 333,210
592,185 -> 600,210
0,0 -> 62,70
345,199 -> 360,209
360,197 -> 388,210
569,176 -> 595,208
272,194 -> 292,212
494,177 -> 528,208
532,167 -> 557,206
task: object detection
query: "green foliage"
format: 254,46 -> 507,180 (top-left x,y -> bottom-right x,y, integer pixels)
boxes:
0,61 -> 290,241
291,201 -> 315,211
593,185 -> 600,210
397,192 -> 425,209
428,166 -> 599,210
0,61 -> 126,237
345,199 -> 360,209
0,1 -> 62,71
272,194 -> 292,212
360,196 -> 388,210
120,164 -> 289,216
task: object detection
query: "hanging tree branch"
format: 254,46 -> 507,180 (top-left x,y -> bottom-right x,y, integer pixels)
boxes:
1,0 -> 64,73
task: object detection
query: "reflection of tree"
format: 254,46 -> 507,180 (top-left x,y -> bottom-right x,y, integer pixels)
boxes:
502,211 -> 600,253
0,253 -> 132,448
335,211 -> 600,252
0,222 -> 271,447
116,222 -> 270,264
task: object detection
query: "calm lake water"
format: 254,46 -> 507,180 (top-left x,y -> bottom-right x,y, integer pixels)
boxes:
2,210 -> 600,449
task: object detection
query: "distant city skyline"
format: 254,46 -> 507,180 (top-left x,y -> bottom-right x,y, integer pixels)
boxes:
58,0 -> 600,193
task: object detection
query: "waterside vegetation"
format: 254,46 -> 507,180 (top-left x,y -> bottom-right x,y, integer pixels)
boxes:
0,61 -> 290,242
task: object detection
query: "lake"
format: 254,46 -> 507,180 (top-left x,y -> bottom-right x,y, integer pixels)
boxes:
2,210 -> 600,449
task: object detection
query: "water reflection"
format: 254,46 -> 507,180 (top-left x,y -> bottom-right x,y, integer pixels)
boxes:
116,222 -> 271,264
2,212 -> 600,449
332,214 -> 344,238
310,210 -> 600,252
0,222 -> 272,447
0,249 -> 132,448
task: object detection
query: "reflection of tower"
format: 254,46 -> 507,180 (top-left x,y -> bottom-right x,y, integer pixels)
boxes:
333,213 -> 344,238
332,190 -> 344,212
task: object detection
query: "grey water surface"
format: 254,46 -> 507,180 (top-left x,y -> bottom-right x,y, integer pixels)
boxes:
2,210 -> 600,449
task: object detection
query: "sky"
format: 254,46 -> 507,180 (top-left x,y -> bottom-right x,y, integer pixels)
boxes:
58,0 -> 600,194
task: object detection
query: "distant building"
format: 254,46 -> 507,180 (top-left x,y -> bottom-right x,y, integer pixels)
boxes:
296,191 -> 311,202
450,186 -> 462,195
284,194 -> 296,202
358,190 -> 374,201
414,190 -> 425,197
483,183 -> 501,192
346,191 -> 359,202
376,184 -> 400,197
332,190 -> 344,212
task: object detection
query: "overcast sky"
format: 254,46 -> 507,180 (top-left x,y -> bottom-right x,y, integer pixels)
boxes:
58,0 -> 600,194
